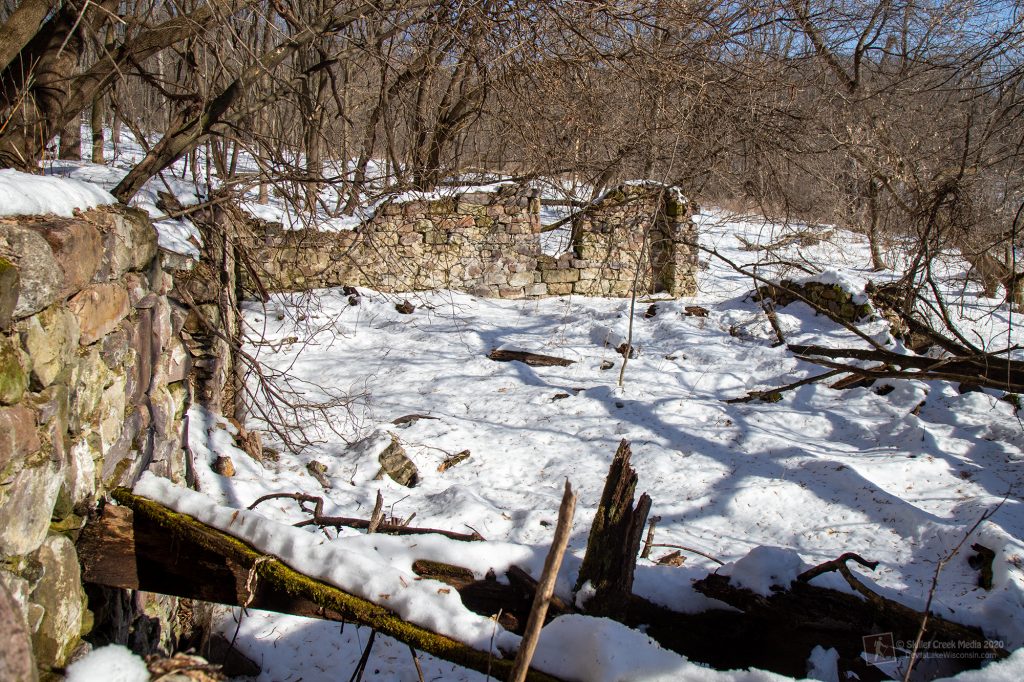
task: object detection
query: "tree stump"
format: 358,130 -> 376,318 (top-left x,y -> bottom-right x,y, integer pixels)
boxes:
574,439 -> 651,614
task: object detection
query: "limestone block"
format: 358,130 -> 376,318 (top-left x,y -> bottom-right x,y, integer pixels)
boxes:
93,208 -> 158,281
398,202 -> 420,217
0,405 -> 39,472
0,224 -> 63,320
608,281 -> 633,296
99,326 -> 130,371
29,219 -> 102,298
152,296 -> 173,359
68,348 -> 112,433
67,283 -> 129,345
525,283 -> 547,296
428,198 -> 458,216
30,384 -> 68,431
0,578 -> 35,682
573,280 -> 602,296
508,271 -> 534,287
459,192 -> 491,205
0,571 -> 31,622
482,271 -> 507,286
29,534 -> 84,670
155,337 -> 189,386
20,306 -> 79,389
546,283 -> 573,296
97,374 -> 127,453
541,269 -> 580,284
63,432 -> 98,511
100,407 -> 146,488
0,335 -> 27,404
149,385 -> 179,443
0,460 -> 60,556
0,257 -> 18,331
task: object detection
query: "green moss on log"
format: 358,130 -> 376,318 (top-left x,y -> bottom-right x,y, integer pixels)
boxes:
110,488 -> 561,682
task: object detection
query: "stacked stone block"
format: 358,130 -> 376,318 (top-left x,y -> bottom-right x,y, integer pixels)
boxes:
245,182 -> 697,299
0,206 -> 190,678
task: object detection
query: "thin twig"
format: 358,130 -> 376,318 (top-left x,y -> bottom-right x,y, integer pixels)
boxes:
348,629 -> 377,682
248,492 -> 484,541
649,543 -> 724,566
904,502 -> 1005,681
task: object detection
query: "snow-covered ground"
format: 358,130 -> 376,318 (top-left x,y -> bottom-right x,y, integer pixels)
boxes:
149,210 -> 1024,681
6,137 -> 1024,680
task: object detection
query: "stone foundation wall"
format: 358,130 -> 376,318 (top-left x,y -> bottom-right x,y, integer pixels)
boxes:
245,183 -> 698,299
0,206 -> 191,679
539,184 -> 697,297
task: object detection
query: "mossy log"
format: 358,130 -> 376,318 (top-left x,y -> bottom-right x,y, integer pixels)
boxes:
77,489 -> 562,682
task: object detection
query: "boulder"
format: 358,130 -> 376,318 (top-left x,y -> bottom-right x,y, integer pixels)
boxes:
0,257 -> 18,331
20,306 -> 80,389
28,219 -> 102,298
0,224 -> 63,319
29,534 -> 84,670
0,405 -> 39,472
67,283 -> 129,345
0,335 -> 27,404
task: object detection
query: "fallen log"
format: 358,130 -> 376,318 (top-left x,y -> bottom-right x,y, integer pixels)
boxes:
692,555 -> 1007,679
78,489 -> 561,682
488,349 -> 575,367
789,344 -> 1024,392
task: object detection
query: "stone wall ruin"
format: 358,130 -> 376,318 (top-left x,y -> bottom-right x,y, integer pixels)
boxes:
244,182 -> 699,299
0,206 -> 191,678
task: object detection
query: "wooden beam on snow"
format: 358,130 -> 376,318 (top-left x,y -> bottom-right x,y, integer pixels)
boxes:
76,488 -> 562,682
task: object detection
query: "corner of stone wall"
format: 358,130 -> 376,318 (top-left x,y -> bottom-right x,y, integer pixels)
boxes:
0,205 -> 192,679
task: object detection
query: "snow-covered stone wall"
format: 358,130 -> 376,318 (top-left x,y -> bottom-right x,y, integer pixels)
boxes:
245,183 -> 698,298
0,206 -> 190,676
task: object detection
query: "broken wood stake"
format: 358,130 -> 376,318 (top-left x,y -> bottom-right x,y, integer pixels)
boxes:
509,480 -> 577,682
640,515 -> 661,559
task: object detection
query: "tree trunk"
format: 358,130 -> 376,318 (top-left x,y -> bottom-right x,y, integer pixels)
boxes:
90,95 -> 104,163
866,177 -> 886,271
59,116 -> 82,160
